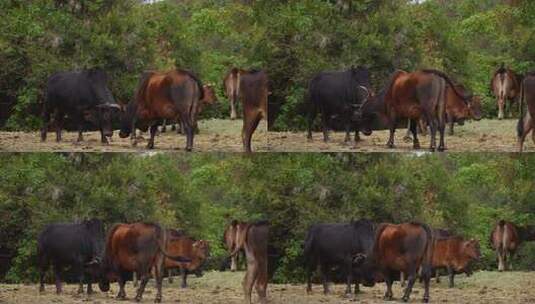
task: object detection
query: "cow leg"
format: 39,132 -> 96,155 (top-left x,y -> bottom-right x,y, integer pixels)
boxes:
428,116 -> 438,152
447,114 -> 455,136
437,113 -> 446,151
180,268 -> 188,288
255,256 -> 268,304
401,271 -> 417,302
54,265 -> 63,294
497,248 -> 505,271
146,124 -> 158,149
74,263 -> 84,294
422,269 -> 431,303
178,111 -> 194,151
231,254 -> 238,272
435,268 -> 441,283
354,279 -> 360,294
344,123 -> 351,143
383,271 -> 394,301
41,104 -> 51,142
76,118 -> 85,143
410,119 -> 421,149
387,115 -> 397,148
116,272 -> 127,300
320,263 -> 331,294
508,249 -> 516,271
133,271 -> 138,287
344,261 -> 353,297
154,266 -> 164,303
87,282 -> 93,295
306,262 -> 314,294
134,276 -> 149,302
447,267 -> 455,288
242,111 -> 262,153
243,256 -> 258,304
307,106 -> 317,141
321,114 -> 330,142
167,269 -> 174,284
403,120 -> 413,143
161,119 -> 167,133
230,98 -> 237,120
400,271 -> 406,287
55,110 -> 64,142
39,256 -> 48,293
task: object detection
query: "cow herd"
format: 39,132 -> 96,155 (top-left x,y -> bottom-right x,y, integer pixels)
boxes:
40,67 -> 267,152
34,218 -> 535,303
306,65 -> 535,152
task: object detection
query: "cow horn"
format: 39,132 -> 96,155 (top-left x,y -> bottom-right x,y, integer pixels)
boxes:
86,257 -> 100,265
97,103 -> 121,109
358,85 -> 370,100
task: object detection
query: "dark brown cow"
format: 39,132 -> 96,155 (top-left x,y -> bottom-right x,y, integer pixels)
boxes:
491,64 -> 521,119
432,237 -> 480,287
490,220 -> 535,271
118,69 -> 203,151
223,220 -> 249,272
375,69 -> 472,151
517,72 -> 535,152
99,223 -> 190,303
224,69 -> 240,120
368,223 -> 435,303
228,221 -> 269,304
164,231 -> 210,288
161,84 -> 218,134
224,68 -> 268,152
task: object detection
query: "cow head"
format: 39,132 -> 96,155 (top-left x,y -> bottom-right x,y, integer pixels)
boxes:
81,218 -> 110,292
468,95 -> 483,121
353,254 -> 381,287
191,240 -> 210,276
202,84 -> 218,106
119,101 -> 136,138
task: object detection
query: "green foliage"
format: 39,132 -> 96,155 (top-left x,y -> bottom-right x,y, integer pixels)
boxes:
0,153 -> 534,283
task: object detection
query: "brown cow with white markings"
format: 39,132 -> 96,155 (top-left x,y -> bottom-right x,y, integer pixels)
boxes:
491,64 -> 521,119
490,220 -> 535,271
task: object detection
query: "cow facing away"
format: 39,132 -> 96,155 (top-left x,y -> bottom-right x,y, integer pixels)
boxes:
223,220 -> 249,272
37,219 -> 108,295
491,64 -> 521,120
224,69 -> 240,120
303,219 -> 377,297
490,220 -> 535,271
432,237 -> 480,287
98,223 -> 191,303
517,72 -> 535,152
118,69 -> 203,151
307,67 -> 374,144
361,222 -> 435,303
238,69 -> 268,153
41,69 -> 120,144
161,84 -> 218,134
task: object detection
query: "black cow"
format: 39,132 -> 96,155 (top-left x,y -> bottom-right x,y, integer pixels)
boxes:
304,219 -> 377,296
37,218 -> 109,294
41,69 -> 120,144
306,67 -> 374,144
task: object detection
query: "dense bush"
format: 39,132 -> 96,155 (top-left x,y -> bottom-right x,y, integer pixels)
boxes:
0,153 -> 534,283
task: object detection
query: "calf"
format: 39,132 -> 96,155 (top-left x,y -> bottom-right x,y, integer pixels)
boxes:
490,220 -> 535,271
432,237 -> 480,287
164,230 -> 210,288
303,219 -> 377,296
37,218 -> 107,294
99,223 -> 190,303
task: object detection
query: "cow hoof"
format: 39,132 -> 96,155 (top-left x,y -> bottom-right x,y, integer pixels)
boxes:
438,147 -> 445,152
429,147 -> 435,152
147,143 -> 154,149
135,296 -> 142,302
423,297 -> 429,303
402,296 -> 409,302
154,298 -> 162,303
383,295 -> 393,301
387,144 -> 395,149
185,147 -> 192,152
413,143 -> 421,149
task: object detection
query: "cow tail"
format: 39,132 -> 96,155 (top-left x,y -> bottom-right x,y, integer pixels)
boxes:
517,79 -> 525,139
420,223 -> 435,280
424,70 -> 470,102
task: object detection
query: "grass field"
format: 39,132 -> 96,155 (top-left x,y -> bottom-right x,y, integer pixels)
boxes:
268,119 -> 535,152
0,119 -> 268,153
1,270 -> 534,304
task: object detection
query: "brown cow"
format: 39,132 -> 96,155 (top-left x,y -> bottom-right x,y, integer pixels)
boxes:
374,69 -> 472,151
224,69 -> 240,120
161,84 -> 218,134
118,69 -> 203,151
98,223 -> 190,303
223,220 -> 249,272
490,220 -> 535,271
365,222 -> 435,303
224,68 -> 268,152
164,230 -> 210,288
432,237 -> 480,287
517,72 -> 535,152
491,64 -> 521,119
228,221 -> 269,304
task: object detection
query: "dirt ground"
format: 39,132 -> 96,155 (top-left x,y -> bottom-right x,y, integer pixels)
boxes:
268,119 -> 535,152
1,270 -> 534,304
0,119 -> 267,153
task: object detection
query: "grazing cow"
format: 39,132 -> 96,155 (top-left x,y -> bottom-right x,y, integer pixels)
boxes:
224,68 -> 240,120
161,84 -> 218,134
227,221 -> 269,304
98,223 -> 190,303
361,222 -> 435,303
306,67 -> 374,144
365,70 -> 472,151
303,219 -> 377,296
118,69 -> 203,151
41,69 -> 120,143
37,219 -> 108,294
491,64 -> 521,119
223,220 -> 249,272
432,237 -> 480,287
490,220 -> 535,271
517,72 -> 535,152
164,230 -> 210,288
